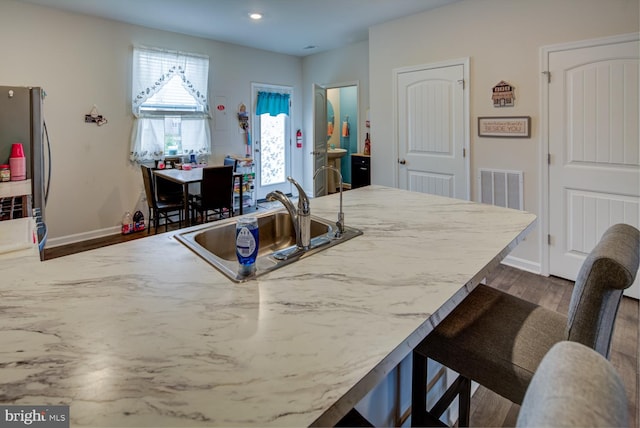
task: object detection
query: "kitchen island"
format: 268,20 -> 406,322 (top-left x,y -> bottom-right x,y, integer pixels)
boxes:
0,186 -> 536,427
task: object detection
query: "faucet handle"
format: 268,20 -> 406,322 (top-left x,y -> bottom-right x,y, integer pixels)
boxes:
287,176 -> 310,214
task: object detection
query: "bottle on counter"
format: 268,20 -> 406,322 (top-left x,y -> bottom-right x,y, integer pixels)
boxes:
121,211 -> 133,235
364,133 -> 371,155
236,216 -> 259,276
0,164 -> 10,182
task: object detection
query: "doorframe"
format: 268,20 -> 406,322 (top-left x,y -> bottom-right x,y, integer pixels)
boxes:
312,83 -> 328,197
251,82 -> 294,199
392,57 -> 470,199
539,32 -> 640,277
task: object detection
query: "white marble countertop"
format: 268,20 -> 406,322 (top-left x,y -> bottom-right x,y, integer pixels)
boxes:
0,186 -> 536,427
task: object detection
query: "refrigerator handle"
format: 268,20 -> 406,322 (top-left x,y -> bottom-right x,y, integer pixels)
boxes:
44,120 -> 52,204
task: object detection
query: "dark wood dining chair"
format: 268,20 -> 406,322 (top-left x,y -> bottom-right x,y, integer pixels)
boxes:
155,173 -> 183,203
190,165 -> 235,223
141,165 -> 183,234
411,223 -> 640,427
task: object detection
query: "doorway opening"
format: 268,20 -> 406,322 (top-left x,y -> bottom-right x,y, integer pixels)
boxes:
313,82 -> 359,197
327,85 -> 358,185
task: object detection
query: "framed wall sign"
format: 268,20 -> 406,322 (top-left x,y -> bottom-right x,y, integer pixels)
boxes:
478,116 -> 531,138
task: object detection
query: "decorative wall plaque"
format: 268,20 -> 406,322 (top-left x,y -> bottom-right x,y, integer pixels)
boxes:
492,80 -> 515,107
478,116 -> 531,138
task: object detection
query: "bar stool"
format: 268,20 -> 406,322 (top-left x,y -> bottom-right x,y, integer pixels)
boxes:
411,223 -> 640,426
517,341 -> 628,427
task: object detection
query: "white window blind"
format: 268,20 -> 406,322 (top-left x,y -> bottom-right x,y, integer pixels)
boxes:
141,75 -> 204,113
130,46 -> 211,162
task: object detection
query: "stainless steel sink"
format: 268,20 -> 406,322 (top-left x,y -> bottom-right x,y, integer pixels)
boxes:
175,210 -> 362,282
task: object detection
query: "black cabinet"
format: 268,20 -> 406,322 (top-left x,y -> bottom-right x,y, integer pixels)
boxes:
351,154 -> 370,189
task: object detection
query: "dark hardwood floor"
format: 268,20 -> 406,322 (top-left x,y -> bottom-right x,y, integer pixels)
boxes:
43,223 -> 180,260
45,233 -> 639,427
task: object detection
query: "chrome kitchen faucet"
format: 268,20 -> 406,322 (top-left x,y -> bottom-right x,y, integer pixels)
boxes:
266,177 -> 310,250
313,165 -> 345,238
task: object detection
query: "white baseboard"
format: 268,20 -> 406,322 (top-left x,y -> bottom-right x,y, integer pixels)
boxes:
501,255 -> 542,275
45,226 -> 121,248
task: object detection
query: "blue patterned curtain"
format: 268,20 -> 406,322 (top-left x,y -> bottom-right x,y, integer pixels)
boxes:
256,91 -> 290,116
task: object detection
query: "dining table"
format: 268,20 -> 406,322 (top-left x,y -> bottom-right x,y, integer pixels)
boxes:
154,167 -> 245,223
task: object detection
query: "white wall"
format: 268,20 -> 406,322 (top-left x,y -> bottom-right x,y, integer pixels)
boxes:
0,0 -> 302,244
369,0 -> 639,270
301,41 -> 369,195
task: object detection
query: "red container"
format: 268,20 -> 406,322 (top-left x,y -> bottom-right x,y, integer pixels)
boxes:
9,143 -> 26,181
10,143 -> 25,158
0,164 -> 10,182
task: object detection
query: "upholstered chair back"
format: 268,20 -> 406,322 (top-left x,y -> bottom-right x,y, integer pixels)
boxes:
517,341 -> 628,428
565,223 -> 640,357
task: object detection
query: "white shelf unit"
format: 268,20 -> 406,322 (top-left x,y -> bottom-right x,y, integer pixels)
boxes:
0,179 -> 32,221
233,159 -> 256,213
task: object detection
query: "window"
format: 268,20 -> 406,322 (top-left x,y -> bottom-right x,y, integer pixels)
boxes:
259,113 -> 287,186
253,87 -> 292,199
129,46 -> 211,162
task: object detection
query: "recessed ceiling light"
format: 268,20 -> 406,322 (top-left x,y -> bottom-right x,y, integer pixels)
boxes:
249,12 -> 263,20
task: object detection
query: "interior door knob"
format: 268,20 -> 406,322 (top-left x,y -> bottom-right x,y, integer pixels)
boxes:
399,159 -> 406,165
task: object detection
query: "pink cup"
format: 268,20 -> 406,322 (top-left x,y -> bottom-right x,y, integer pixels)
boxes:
9,157 -> 26,181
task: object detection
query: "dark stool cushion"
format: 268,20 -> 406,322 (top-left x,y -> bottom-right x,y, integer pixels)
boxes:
422,285 -> 566,404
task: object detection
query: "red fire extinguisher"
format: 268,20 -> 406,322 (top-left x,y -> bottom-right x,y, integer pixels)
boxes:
296,129 -> 303,148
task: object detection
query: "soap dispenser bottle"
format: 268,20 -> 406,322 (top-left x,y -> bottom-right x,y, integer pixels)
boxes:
364,133 -> 371,155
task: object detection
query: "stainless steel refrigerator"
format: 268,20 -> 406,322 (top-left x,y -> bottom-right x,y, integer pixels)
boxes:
0,86 -> 50,257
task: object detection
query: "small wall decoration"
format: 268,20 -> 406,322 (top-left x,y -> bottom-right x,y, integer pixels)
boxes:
237,103 -> 249,132
84,105 -> 107,126
478,116 -> 531,138
237,103 -> 251,156
213,95 -> 228,131
492,80 -> 515,107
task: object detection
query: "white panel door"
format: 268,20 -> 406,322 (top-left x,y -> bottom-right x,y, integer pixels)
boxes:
313,84 -> 327,197
252,83 -> 292,199
396,63 -> 468,199
548,38 -> 640,298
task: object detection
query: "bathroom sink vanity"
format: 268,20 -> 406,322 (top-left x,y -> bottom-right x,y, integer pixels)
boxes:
0,186 -> 536,427
326,148 -> 347,192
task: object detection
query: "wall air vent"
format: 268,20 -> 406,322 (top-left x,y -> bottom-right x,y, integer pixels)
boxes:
479,169 -> 523,210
